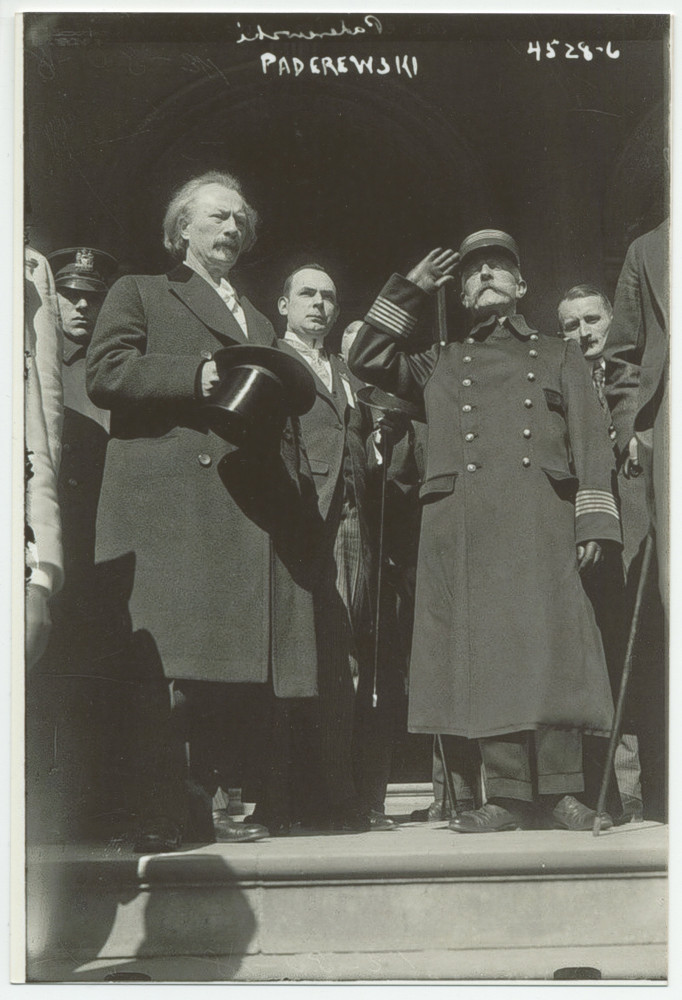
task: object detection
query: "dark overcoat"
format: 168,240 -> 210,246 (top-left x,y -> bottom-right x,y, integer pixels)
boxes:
604,221 -> 669,602
86,264 -> 318,696
604,220 -> 669,454
349,274 -> 621,738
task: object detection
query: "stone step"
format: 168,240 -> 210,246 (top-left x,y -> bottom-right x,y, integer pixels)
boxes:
25,821 -> 667,983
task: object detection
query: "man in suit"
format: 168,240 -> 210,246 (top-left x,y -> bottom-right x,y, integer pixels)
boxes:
557,284 -> 644,824
277,266 -> 395,831
350,231 -> 621,833
86,172 -> 319,850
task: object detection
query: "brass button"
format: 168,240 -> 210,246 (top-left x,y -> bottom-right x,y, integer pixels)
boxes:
530,334 -> 539,341
527,372 -> 536,381
67,478 -> 79,488
201,350 -> 213,361
466,337 -> 475,344
529,349 -> 538,358
522,457 -> 531,468
462,378 -> 472,387
523,428 -> 532,439
462,404 -> 472,413
466,463 -> 477,473
463,355 -> 472,363
198,453 -> 212,467
465,433 -> 475,442
62,443 -> 72,454
524,399 -> 533,408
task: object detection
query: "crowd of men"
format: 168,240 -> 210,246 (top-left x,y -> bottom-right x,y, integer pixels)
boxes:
25,171 -> 668,851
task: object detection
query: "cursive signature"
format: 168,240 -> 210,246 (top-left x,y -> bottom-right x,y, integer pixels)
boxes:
236,15 -> 382,44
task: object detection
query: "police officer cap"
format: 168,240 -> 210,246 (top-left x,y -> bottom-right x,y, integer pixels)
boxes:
47,247 -> 118,293
458,229 -> 520,267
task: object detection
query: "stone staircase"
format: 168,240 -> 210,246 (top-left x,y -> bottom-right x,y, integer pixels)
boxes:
24,786 -> 667,983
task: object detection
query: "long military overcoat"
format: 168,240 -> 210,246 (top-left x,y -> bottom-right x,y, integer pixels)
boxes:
86,264 -> 319,696
350,274 -> 621,738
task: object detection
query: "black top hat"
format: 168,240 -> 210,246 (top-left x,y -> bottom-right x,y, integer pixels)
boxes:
203,345 -> 316,449
356,385 -> 426,423
47,247 -> 118,293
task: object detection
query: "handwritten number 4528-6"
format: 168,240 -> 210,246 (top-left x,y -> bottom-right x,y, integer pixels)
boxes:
528,41 -> 620,61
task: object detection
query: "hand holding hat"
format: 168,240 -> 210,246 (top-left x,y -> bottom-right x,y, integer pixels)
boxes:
202,344 -> 315,450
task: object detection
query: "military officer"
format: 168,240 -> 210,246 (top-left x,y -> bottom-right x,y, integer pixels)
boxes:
349,230 -> 621,833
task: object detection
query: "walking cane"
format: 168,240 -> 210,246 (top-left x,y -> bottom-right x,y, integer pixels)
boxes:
593,532 -> 655,835
436,286 -> 448,346
357,385 -> 425,709
370,427 -> 390,709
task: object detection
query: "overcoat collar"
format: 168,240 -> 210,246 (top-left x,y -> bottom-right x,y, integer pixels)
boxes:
469,311 -> 538,340
166,262 -> 248,345
62,336 -> 87,365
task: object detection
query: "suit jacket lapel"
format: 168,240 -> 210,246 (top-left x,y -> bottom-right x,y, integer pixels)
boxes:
167,264 -> 247,345
278,338 -> 342,417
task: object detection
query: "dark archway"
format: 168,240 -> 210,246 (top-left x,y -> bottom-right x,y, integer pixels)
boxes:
98,74 -> 497,331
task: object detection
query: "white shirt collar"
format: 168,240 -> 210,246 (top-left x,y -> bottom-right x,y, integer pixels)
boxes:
283,328 -> 327,353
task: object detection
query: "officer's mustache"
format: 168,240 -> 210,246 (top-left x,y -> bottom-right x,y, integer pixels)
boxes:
475,284 -> 511,300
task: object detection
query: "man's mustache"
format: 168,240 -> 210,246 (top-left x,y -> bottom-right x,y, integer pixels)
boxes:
473,283 -> 515,303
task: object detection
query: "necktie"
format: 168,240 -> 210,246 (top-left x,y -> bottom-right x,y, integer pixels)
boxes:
307,341 -> 332,392
217,280 -> 248,338
592,361 -> 616,440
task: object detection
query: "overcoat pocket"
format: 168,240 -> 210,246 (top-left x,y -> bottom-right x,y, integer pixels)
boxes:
419,472 -> 458,503
542,388 -> 566,415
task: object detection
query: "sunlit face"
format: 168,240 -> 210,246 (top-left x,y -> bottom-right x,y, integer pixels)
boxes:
460,249 -> 526,320
278,268 -> 339,340
57,287 -> 104,344
558,295 -> 612,360
181,184 -> 247,278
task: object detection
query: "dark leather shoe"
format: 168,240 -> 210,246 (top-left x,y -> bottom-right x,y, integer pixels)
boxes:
367,809 -> 397,830
411,802 -> 447,822
335,810 -> 398,832
411,798 -> 475,822
552,795 -> 613,831
212,809 -> 269,842
449,803 -> 521,834
134,817 -> 182,853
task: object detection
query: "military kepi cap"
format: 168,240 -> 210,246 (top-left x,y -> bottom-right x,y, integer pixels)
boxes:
47,247 -> 118,293
458,229 -> 520,267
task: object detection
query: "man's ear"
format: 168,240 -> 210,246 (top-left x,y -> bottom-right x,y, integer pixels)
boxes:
515,277 -> 527,301
460,289 -> 470,309
277,296 -> 288,317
